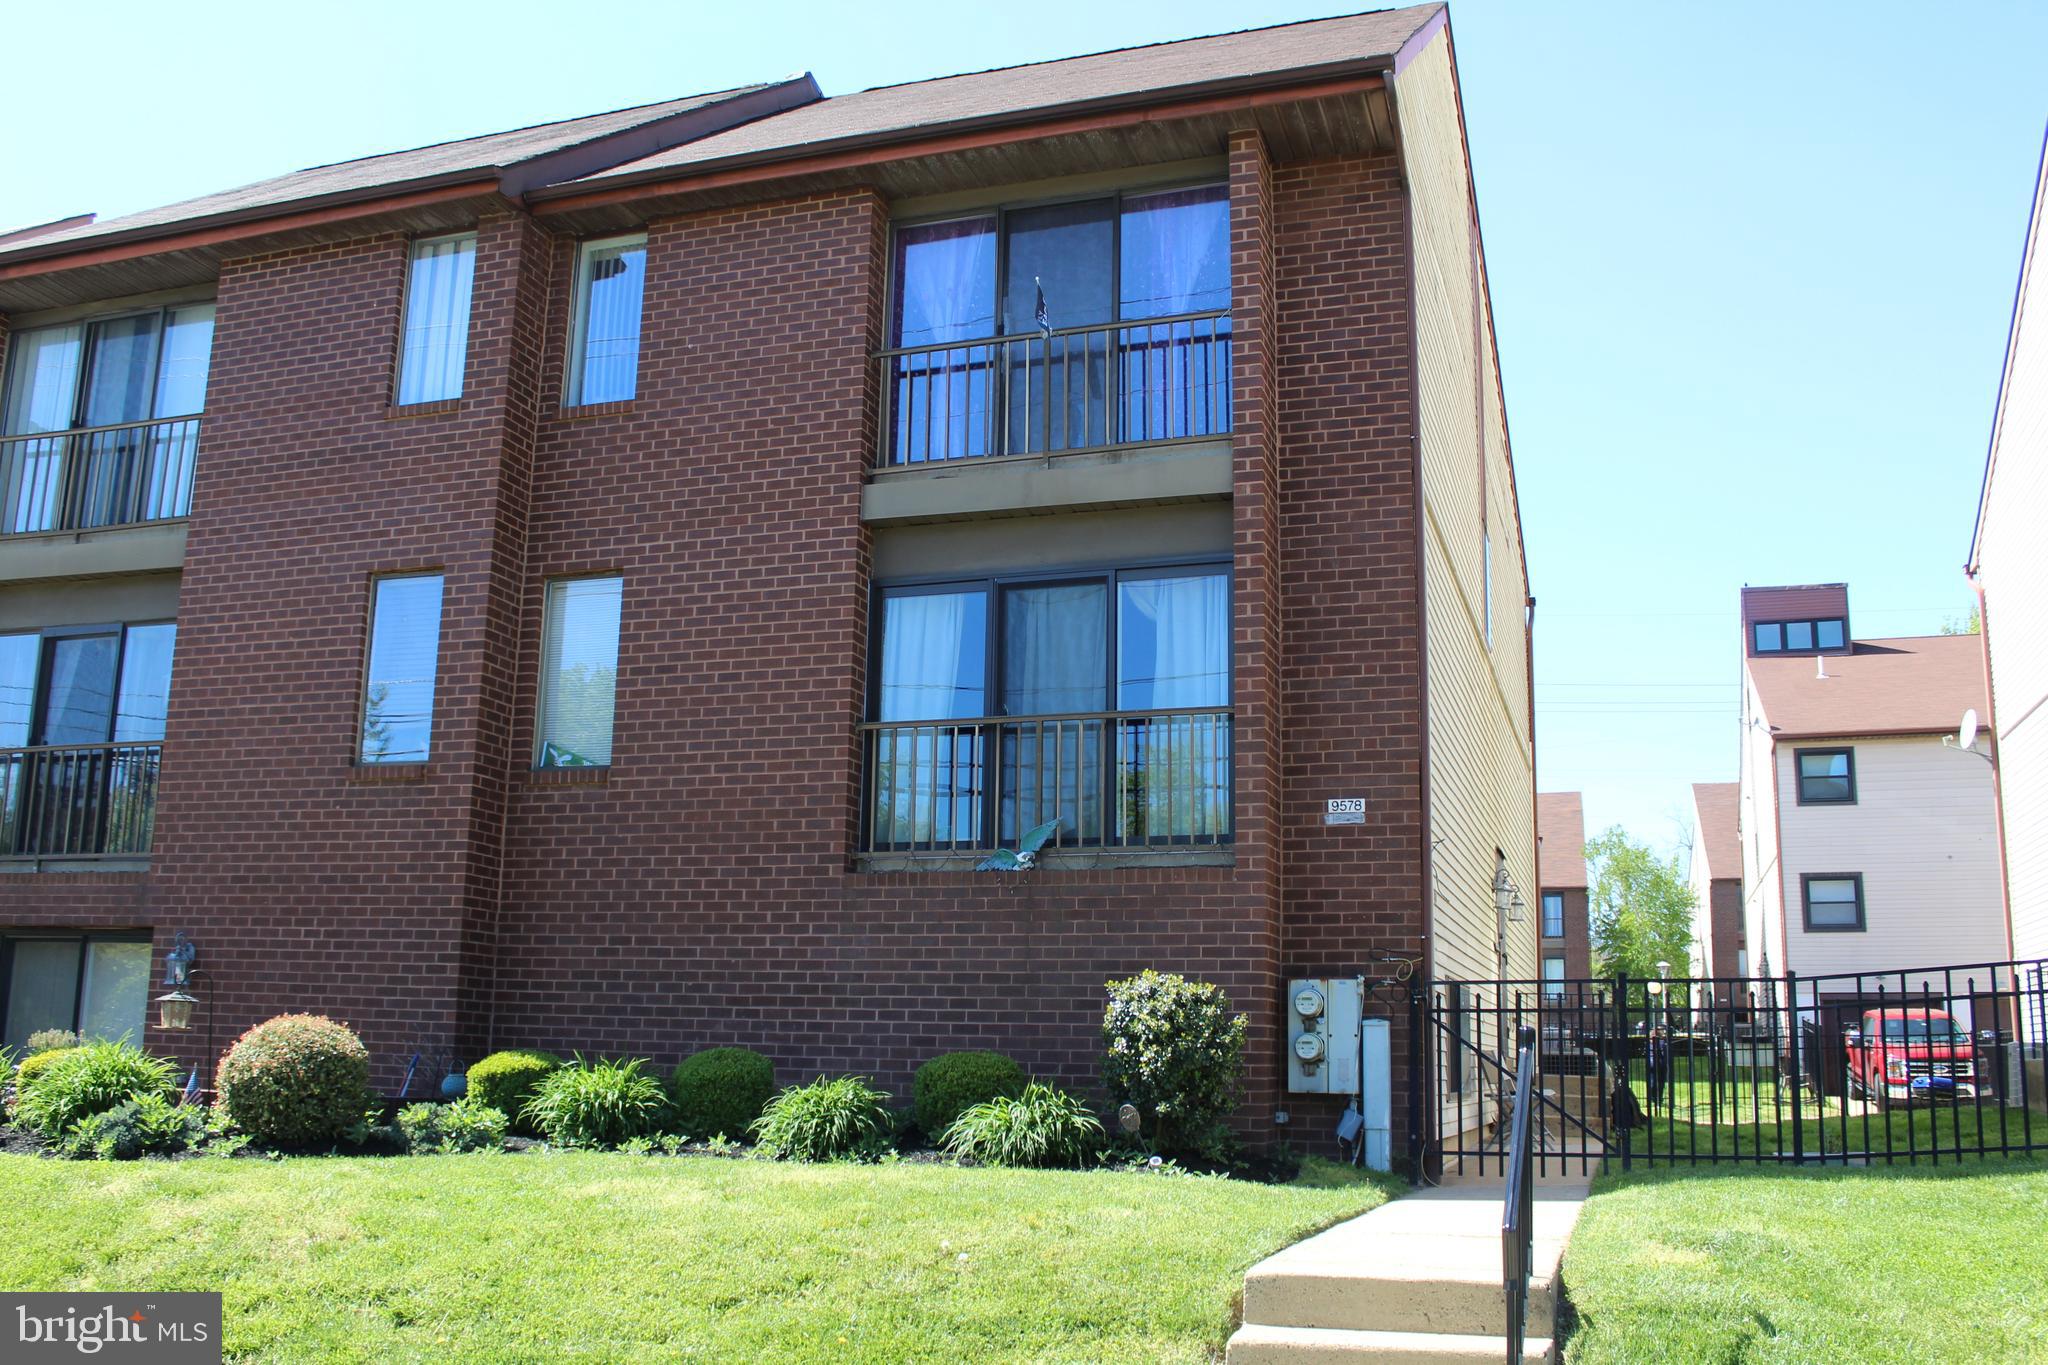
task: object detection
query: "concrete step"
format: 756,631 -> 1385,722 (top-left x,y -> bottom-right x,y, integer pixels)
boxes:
1225,1323 -> 1554,1364
1242,1253 -> 1558,1336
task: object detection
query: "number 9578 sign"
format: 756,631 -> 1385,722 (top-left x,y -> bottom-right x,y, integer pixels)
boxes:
1324,798 -> 1365,826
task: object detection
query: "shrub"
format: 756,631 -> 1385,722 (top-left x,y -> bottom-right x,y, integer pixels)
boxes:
752,1076 -> 893,1161
912,1050 -> 1026,1138
521,1057 -> 669,1148
11,1046 -> 76,1098
395,1096 -> 508,1154
24,1028 -> 80,1056
1102,970 -> 1247,1160
940,1082 -> 1104,1168
13,1040 -> 176,1138
466,1050 -> 562,1134
63,1093 -> 203,1160
670,1047 -> 774,1141
215,1014 -> 372,1147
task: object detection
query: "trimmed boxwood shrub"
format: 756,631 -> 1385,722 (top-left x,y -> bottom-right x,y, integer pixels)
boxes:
216,1014 -> 372,1147
1102,970 -> 1247,1160
670,1047 -> 774,1141
13,1040 -> 176,1138
467,1049 -> 562,1134
753,1076 -> 892,1161
521,1057 -> 669,1148
912,1050 -> 1026,1138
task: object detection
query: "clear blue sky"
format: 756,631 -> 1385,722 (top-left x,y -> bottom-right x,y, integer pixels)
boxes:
6,2 -> 2044,856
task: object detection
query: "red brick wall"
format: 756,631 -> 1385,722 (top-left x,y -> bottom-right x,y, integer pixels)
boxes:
2,152 -> 1431,1155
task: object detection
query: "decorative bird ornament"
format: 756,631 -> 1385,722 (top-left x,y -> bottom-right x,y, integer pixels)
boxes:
976,820 -> 1061,872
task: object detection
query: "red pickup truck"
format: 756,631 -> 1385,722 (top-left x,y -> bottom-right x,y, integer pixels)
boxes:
1845,1008 -> 1977,1108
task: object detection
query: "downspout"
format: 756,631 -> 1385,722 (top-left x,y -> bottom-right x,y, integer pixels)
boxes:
1967,569 -> 2018,962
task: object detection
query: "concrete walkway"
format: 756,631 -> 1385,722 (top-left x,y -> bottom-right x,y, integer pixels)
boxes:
1225,1177 -> 1590,1363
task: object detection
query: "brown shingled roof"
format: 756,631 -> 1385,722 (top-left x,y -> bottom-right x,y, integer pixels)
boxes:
1537,792 -> 1588,889
553,4 -> 1445,192
0,80 -> 817,262
1691,782 -> 1740,883
1747,634 -> 1988,740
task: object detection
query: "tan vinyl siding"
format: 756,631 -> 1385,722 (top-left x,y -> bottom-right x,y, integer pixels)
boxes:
1740,669 -> 1787,975
1396,27 -> 1536,998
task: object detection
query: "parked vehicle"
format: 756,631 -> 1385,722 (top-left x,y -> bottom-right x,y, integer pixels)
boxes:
1845,1008 -> 1977,1107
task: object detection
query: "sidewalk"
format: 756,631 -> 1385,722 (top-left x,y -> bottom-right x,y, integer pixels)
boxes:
1226,1178 -> 1590,1363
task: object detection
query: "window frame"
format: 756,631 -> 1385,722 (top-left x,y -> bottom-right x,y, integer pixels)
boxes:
534,572 -> 624,770
866,555 -> 1232,851
357,571 -> 444,766
1800,872 -> 1866,933
394,231 -> 478,406
563,234 -> 649,407
867,556 -> 1233,724
0,304 -> 217,436
1794,746 -> 1857,806
0,931 -> 152,1050
2,619 -> 177,750
1541,955 -> 1566,996
886,178 -> 1231,351
1753,617 -> 1846,654
1541,892 -> 1565,939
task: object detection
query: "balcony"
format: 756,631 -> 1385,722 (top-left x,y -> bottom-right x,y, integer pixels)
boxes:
878,313 -> 1231,467
0,416 -> 200,536
859,707 -> 1231,858
0,742 -> 162,865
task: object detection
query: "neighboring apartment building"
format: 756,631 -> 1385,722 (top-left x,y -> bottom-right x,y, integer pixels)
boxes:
0,5 -> 1535,1156
1737,586 -> 2007,1018
1687,780 -> 1744,1010
1535,791 -> 1590,990
1969,126 -> 2048,1011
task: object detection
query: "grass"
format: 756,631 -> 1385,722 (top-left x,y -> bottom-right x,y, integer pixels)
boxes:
0,1151 -> 1399,1363
1559,1156 -> 2048,1364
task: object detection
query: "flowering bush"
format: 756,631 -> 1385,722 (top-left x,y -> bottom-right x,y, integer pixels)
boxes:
215,1014 -> 372,1147
1101,970 -> 1246,1160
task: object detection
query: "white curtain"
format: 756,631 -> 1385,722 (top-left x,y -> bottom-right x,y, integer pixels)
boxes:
1003,583 -> 1106,715
1118,573 -> 1228,709
879,591 -> 984,721
397,235 -> 476,404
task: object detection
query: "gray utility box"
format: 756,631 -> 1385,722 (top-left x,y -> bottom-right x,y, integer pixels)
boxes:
1286,977 -> 1366,1094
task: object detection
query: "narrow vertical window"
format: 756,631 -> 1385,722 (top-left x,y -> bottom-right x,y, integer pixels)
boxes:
537,576 -> 622,768
360,574 -> 443,763
396,234 -> 477,405
566,236 -> 647,406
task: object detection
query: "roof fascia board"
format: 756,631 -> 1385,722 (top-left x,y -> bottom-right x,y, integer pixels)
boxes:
530,70 -> 1388,216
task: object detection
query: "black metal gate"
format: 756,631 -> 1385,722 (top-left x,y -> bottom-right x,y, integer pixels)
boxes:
1422,957 -> 2048,1174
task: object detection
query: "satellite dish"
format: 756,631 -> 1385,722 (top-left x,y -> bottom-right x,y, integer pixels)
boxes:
1959,708 -> 1980,752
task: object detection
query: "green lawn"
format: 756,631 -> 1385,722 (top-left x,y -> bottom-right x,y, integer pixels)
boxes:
1559,1157 -> 2048,1364
0,1152 -> 1397,1363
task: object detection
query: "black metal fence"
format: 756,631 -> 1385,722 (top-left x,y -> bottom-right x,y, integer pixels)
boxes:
1424,958 -> 2048,1175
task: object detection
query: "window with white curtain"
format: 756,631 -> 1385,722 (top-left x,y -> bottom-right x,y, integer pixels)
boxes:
566,236 -> 647,406
537,576 -> 623,768
396,234 -> 477,405
2,935 -> 150,1050
360,574 -> 443,763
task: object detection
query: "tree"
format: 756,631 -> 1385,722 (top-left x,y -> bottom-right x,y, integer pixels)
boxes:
1940,605 -> 1982,636
1585,826 -> 1696,984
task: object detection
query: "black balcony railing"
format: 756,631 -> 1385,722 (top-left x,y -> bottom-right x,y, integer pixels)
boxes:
0,416 -> 201,536
877,312 -> 1231,466
860,708 -> 1231,855
0,742 -> 162,859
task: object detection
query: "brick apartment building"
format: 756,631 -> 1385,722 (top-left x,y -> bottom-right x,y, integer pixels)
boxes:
1535,791 -> 1590,989
0,4 -> 1533,1155
1687,780 -> 1744,1010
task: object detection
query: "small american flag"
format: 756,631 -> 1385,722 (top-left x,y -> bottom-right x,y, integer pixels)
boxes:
182,1068 -> 200,1105
1034,276 -> 1052,340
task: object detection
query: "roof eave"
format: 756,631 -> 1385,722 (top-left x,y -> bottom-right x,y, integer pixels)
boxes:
525,55 -> 1403,208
